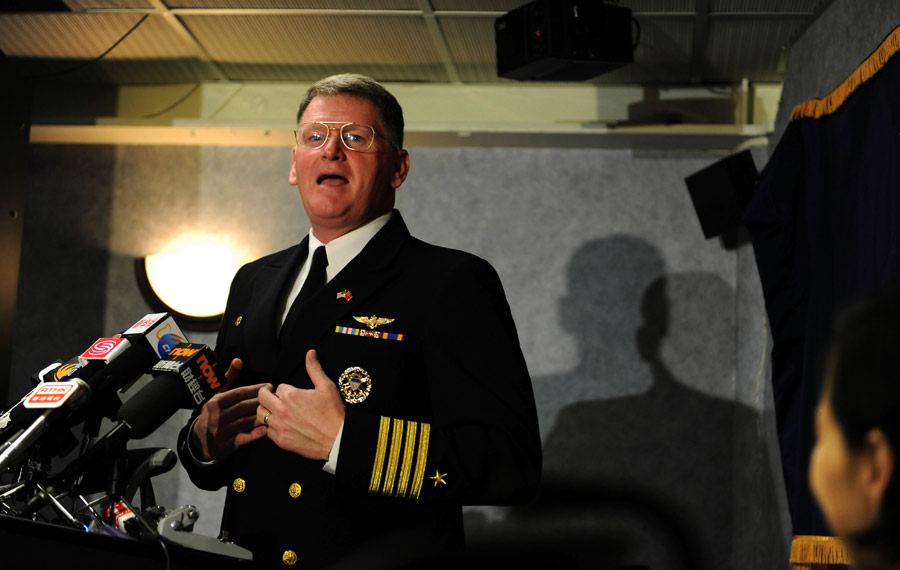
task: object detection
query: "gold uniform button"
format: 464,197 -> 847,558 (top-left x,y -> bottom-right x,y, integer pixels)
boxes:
235,316 -> 243,326
288,483 -> 302,498
282,550 -> 298,565
233,478 -> 246,493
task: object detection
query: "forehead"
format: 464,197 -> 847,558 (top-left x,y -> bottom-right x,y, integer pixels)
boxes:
300,94 -> 381,126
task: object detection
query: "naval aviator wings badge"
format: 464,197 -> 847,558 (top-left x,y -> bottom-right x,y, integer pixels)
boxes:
353,315 -> 394,329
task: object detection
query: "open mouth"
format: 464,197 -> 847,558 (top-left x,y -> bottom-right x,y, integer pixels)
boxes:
317,174 -> 349,184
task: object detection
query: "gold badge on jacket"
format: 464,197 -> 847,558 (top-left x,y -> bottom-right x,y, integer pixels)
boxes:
353,315 -> 394,330
339,366 -> 372,404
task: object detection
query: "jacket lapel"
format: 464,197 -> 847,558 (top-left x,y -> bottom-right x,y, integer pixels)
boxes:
275,211 -> 410,380
243,238 -> 309,368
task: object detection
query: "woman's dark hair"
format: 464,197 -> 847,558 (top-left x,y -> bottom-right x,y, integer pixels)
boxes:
826,287 -> 900,563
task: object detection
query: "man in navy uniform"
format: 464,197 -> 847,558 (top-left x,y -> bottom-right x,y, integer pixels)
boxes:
178,74 -> 541,568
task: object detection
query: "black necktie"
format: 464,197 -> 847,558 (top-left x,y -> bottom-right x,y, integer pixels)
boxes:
298,246 -> 328,303
280,246 -> 328,341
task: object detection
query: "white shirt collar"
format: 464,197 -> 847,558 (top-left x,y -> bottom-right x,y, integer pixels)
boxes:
309,211 -> 392,282
280,211 -> 392,325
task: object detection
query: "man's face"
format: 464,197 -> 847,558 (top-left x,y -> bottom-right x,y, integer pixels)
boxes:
289,94 -> 409,242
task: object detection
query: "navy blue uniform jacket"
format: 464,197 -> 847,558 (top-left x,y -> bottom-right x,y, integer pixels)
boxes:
178,211 -> 542,568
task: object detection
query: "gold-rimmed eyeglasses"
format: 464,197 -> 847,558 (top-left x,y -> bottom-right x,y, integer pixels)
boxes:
293,122 -> 398,152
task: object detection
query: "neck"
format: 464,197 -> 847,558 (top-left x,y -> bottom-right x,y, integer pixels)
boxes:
310,211 -> 392,244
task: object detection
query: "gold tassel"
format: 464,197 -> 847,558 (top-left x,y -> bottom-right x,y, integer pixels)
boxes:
790,25 -> 900,121
790,535 -> 852,566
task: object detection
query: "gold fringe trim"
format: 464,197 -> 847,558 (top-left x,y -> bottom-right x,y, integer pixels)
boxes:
791,25 -> 900,120
790,535 -> 852,565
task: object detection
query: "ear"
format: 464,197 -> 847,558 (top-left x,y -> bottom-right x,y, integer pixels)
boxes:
288,145 -> 299,186
390,149 -> 410,189
862,429 -> 895,506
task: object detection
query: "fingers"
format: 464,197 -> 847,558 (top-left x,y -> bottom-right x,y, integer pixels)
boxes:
257,384 -> 285,429
234,425 -> 269,448
258,384 -> 281,410
215,382 -> 272,408
257,406 -> 271,429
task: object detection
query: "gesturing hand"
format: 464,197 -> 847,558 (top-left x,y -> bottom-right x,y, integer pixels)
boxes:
191,358 -> 274,461
257,350 -> 346,460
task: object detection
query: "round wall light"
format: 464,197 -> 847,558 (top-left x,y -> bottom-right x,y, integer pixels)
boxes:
136,237 -> 249,331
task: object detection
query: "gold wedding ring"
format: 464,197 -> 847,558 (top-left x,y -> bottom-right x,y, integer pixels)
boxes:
264,412 -> 270,425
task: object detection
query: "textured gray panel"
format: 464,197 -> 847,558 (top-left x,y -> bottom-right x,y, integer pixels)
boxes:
439,15 -> 501,83
711,0 -> 825,13
0,12 -> 215,84
431,0 -> 528,11
593,17 -> 692,84
629,0 -> 695,12
182,13 -> 449,82
11,145 -> 116,402
168,0 -> 419,8
704,18 -> 801,82
0,13 -> 144,59
397,146 -> 784,570
64,0 -> 153,9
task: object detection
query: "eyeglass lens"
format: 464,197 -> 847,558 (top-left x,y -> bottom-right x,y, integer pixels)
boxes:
297,123 -> 375,151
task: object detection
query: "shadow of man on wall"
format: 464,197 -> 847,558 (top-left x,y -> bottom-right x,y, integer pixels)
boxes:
465,235 -> 786,570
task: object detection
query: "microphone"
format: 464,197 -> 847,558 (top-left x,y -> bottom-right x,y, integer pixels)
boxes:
118,342 -> 224,439
0,379 -> 91,472
75,313 -> 188,425
0,356 -> 88,434
22,343 -> 224,514
0,313 -> 187,473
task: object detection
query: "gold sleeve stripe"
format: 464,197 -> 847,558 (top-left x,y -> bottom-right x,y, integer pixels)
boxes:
369,416 -> 391,494
410,422 -> 431,499
382,418 -> 405,496
395,421 -> 418,498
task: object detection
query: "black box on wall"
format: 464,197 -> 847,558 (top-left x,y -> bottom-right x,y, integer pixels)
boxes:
685,150 -> 759,239
495,0 -> 634,81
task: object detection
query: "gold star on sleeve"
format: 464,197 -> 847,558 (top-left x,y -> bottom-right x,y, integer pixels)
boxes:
429,470 -> 447,487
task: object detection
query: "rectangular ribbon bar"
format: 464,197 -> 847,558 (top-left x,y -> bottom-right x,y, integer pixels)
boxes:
335,326 -> 404,341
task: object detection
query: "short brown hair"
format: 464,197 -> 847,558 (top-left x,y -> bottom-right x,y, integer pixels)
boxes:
295,73 -> 404,149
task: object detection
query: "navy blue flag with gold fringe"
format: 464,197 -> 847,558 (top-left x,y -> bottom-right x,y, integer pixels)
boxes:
745,25 -> 900,535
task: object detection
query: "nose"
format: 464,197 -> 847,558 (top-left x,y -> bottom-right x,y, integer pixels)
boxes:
321,126 -> 345,159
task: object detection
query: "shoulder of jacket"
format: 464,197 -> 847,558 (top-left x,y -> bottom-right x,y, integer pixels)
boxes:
402,236 -> 495,276
236,243 -> 301,275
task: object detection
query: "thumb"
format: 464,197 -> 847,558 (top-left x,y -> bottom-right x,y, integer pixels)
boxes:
222,358 -> 243,391
305,349 -> 331,389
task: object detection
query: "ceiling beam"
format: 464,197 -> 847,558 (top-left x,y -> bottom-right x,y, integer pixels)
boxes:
145,0 -> 228,81
689,0 -> 710,84
417,0 -> 462,84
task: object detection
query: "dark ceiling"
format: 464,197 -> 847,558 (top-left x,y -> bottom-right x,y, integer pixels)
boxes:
0,0 -> 834,87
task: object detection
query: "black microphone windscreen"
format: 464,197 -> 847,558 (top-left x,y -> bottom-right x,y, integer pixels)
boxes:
116,344 -> 224,439
117,373 -> 188,439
